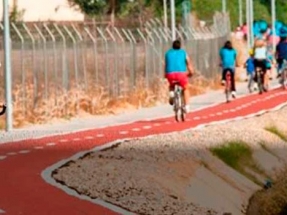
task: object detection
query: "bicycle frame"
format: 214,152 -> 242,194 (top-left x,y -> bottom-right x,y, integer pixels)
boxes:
225,70 -> 232,103
280,60 -> 287,89
173,82 -> 185,122
255,66 -> 264,94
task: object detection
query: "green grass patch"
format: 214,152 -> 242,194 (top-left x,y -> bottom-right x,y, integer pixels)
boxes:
265,126 -> 287,142
210,141 -> 268,185
210,141 -> 252,170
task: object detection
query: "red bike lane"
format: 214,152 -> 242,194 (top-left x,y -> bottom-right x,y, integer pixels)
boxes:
0,88 -> 286,215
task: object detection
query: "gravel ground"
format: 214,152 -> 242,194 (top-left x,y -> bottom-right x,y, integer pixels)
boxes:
53,105 -> 287,215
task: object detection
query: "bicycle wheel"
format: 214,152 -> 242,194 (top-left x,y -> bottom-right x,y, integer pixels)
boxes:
180,90 -> 186,122
174,89 -> 180,122
282,69 -> 287,89
257,70 -> 263,94
225,71 -> 232,103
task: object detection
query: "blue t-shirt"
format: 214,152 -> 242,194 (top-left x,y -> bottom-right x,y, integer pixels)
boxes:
165,49 -> 187,73
219,48 -> 237,70
276,41 -> 287,60
245,57 -> 255,74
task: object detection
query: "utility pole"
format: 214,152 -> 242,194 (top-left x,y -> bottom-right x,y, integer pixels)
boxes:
163,0 -> 167,31
3,0 -> 13,131
271,0 -> 276,53
222,0 -> 226,13
238,0 -> 243,26
249,0 -> 254,47
170,0 -> 176,40
246,0 -> 251,50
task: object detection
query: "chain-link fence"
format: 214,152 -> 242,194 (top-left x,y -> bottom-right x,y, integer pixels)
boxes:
0,12 -> 230,121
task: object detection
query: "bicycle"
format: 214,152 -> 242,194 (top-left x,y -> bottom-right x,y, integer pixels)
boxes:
224,69 -> 232,103
255,65 -> 265,94
0,104 -> 6,116
279,59 -> 287,89
172,81 -> 186,122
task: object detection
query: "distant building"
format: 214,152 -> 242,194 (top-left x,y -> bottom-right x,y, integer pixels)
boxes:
0,0 -> 84,22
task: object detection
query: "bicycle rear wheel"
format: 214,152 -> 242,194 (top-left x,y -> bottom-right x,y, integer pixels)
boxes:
180,91 -> 186,121
257,70 -> 264,94
282,69 -> 287,89
174,90 -> 180,122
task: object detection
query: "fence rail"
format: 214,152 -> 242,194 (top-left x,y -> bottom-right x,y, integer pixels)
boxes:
0,12 -> 230,122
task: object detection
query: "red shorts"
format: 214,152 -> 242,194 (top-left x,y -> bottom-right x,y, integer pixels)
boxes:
165,72 -> 188,89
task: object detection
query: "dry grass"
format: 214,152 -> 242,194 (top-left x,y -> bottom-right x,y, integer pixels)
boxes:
247,167 -> 287,215
0,73 -> 221,129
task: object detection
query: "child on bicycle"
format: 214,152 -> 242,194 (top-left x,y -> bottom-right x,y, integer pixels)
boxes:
245,49 -> 256,93
219,40 -> 237,98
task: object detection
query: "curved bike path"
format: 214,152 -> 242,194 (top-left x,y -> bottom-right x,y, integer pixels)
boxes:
0,87 -> 287,215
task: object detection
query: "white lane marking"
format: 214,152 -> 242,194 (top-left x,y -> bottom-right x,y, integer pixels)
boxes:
59,139 -> 68,143
153,123 -> 161,126
132,128 -> 141,131
165,121 -> 171,124
216,112 -> 223,116
202,116 -> 208,119
186,119 -> 191,121
96,134 -> 104,137
209,114 -> 215,117
0,156 -> 6,160
119,131 -> 128,135
73,138 -> 81,141
18,150 -> 30,154
34,146 -> 44,150
85,136 -> 94,140
143,126 -> 151,129
193,117 -> 200,120
230,109 -> 236,112
223,110 -> 229,113
0,208 -> 5,213
7,152 -> 17,156
47,143 -> 56,146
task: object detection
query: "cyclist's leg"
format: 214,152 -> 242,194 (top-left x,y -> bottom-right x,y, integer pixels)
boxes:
231,70 -> 236,92
165,73 -> 176,105
177,72 -> 190,112
221,68 -> 227,85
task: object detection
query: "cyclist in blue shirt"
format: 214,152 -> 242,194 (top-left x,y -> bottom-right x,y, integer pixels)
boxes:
245,49 -> 255,93
276,36 -> 287,78
219,41 -> 237,98
164,40 -> 194,113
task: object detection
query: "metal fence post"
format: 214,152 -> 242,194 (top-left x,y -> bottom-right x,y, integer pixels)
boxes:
137,28 -> 148,88
63,25 -> 79,113
96,27 -> 110,94
54,24 -> 68,91
71,24 -> 87,90
106,28 -> 119,96
34,24 -> 48,101
114,27 -> 126,95
22,23 -> 38,107
11,23 -> 26,116
44,24 -> 58,105
121,29 -> 135,89
84,27 -> 98,85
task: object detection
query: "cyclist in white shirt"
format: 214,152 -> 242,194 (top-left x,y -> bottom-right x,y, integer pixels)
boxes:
253,39 -> 268,92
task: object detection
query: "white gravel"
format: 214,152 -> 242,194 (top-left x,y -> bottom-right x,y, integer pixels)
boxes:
52,105 -> 287,215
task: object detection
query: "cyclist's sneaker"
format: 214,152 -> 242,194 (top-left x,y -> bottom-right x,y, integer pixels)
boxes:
231,91 -> 236,98
184,105 -> 190,113
169,91 -> 174,105
221,80 -> 225,86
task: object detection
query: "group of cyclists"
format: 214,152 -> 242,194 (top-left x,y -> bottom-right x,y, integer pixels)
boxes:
164,30 -> 287,114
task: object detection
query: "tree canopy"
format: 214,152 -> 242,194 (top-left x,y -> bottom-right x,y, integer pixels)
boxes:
68,0 -> 287,28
